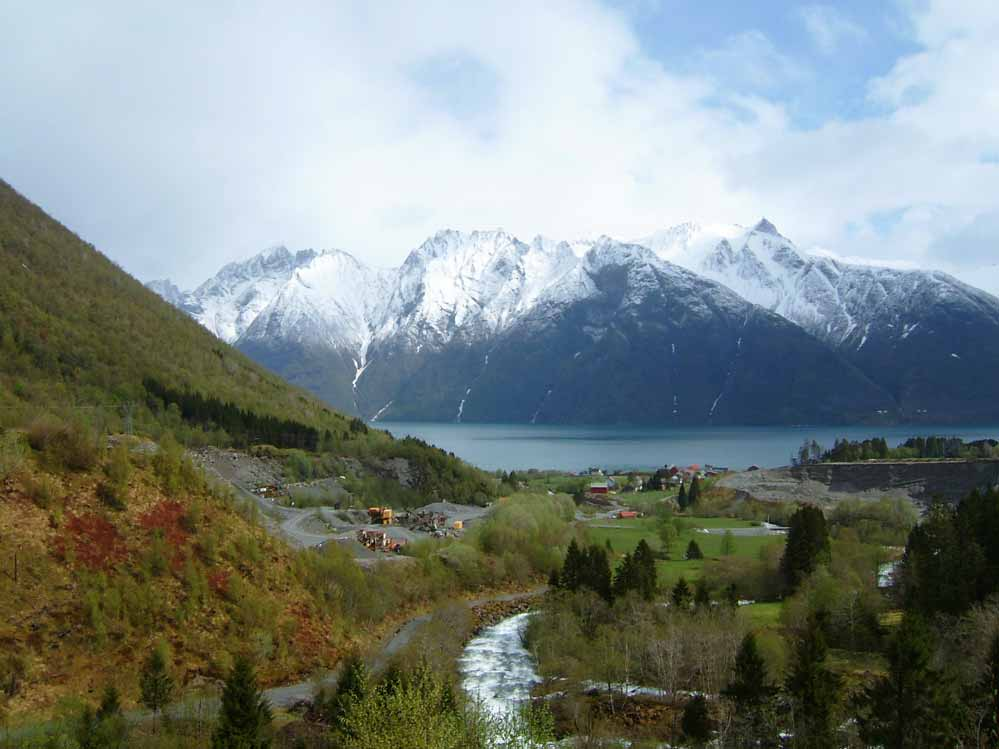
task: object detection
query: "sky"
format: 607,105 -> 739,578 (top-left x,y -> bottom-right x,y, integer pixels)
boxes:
2,0 -> 999,294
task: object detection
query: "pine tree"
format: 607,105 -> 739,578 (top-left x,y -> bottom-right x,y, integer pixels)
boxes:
983,631 -> 999,749
96,685 -> 121,722
633,539 -> 657,600
672,577 -> 692,609
561,539 -> 583,592
547,567 -> 562,590
688,476 -> 701,508
723,633 -> 774,747
583,544 -> 614,603
685,539 -> 703,560
694,578 -> 710,608
780,505 -> 830,591
678,482 -> 688,510
139,645 -> 173,717
212,655 -> 272,749
613,552 -> 638,599
857,613 -> 957,748
786,613 -> 840,749
681,694 -> 713,746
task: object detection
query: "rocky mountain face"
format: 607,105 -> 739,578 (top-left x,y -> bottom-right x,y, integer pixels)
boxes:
638,220 -> 999,422
149,221 -> 999,425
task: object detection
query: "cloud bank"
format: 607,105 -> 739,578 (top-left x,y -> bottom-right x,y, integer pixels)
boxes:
0,0 -> 997,293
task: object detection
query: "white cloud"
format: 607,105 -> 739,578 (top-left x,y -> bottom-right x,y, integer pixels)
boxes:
799,5 -> 868,54
0,0 -> 997,299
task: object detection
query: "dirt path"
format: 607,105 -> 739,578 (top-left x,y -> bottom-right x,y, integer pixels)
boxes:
263,587 -> 547,709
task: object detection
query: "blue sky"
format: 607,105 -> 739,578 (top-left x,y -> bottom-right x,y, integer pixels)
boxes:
1,0 -> 998,294
622,1 -> 920,128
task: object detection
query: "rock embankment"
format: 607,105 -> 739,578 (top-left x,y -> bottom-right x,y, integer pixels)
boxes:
470,597 -> 537,635
721,459 -> 999,507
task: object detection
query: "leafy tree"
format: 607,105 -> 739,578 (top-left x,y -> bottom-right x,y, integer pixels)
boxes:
658,519 -> 679,559
340,664 -> 471,749
857,613 -> 958,748
139,644 -> 173,717
672,577 -> 692,609
786,613 -> 840,749
212,655 -> 272,749
720,530 -> 735,557
685,539 -> 703,560
681,694 -> 713,746
780,505 -> 830,591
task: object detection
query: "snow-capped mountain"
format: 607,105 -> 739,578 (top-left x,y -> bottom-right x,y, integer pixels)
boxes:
635,219 -> 999,421
149,221 -> 999,424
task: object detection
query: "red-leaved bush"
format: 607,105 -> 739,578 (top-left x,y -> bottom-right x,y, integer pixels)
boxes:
54,513 -> 127,570
138,500 -> 188,549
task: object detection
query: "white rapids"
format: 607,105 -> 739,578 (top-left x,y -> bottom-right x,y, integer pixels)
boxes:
459,612 -> 541,719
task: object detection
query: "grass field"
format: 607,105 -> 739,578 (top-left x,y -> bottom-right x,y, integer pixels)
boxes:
584,514 -> 786,588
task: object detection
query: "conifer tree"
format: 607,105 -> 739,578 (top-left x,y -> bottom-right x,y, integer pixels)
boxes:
786,613 -> 840,749
633,539 -> 657,600
723,633 -> 773,747
212,655 -> 272,749
96,685 -> 121,722
672,577 -> 692,609
547,567 -> 562,590
678,482 -> 688,510
613,552 -> 637,599
694,578 -> 710,608
780,505 -> 830,591
983,631 -> 999,749
561,539 -> 583,592
857,613 -> 958,748
688,476 -> 701,508
325,655 -> 368,736
139,645 -> 173,718
583,544 -> 614,603
685,539 -> 703,560
681,694 -> 713,746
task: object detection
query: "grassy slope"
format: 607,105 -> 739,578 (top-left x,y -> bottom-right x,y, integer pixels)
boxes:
0,447 -> 343,721
0,178 -> 349,433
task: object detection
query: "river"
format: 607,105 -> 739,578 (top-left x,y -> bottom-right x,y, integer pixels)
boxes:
459,612 -> 540,719
375,421 -> 999,472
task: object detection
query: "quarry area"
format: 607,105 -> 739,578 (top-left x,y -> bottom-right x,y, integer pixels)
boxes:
189,446 -> 490,562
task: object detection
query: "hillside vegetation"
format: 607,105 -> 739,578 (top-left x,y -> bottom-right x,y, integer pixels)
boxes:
0,180 -> 495,504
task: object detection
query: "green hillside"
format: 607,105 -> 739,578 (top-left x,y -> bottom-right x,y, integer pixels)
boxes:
0,179 -> 345,433
0,180 -> 494,504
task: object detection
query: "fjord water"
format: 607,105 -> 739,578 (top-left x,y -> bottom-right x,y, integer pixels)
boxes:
375,422 -> 999,472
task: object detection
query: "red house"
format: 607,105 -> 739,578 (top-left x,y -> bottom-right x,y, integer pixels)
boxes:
589,483 -> 609,494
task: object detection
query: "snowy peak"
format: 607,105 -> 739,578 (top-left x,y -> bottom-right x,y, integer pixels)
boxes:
753,217 -> 780,235
145,279 -> 190,308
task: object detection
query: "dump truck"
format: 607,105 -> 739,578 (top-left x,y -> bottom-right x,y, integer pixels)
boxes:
367,506 -> 394,525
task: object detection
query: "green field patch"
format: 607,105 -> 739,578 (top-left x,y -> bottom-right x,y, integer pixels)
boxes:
585,514 -> 785,592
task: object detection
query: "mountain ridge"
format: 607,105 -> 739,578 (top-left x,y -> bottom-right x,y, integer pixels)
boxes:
148,220 -> 999,425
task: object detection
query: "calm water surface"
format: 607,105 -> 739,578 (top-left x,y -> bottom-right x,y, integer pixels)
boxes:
375,422 -> 999,472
